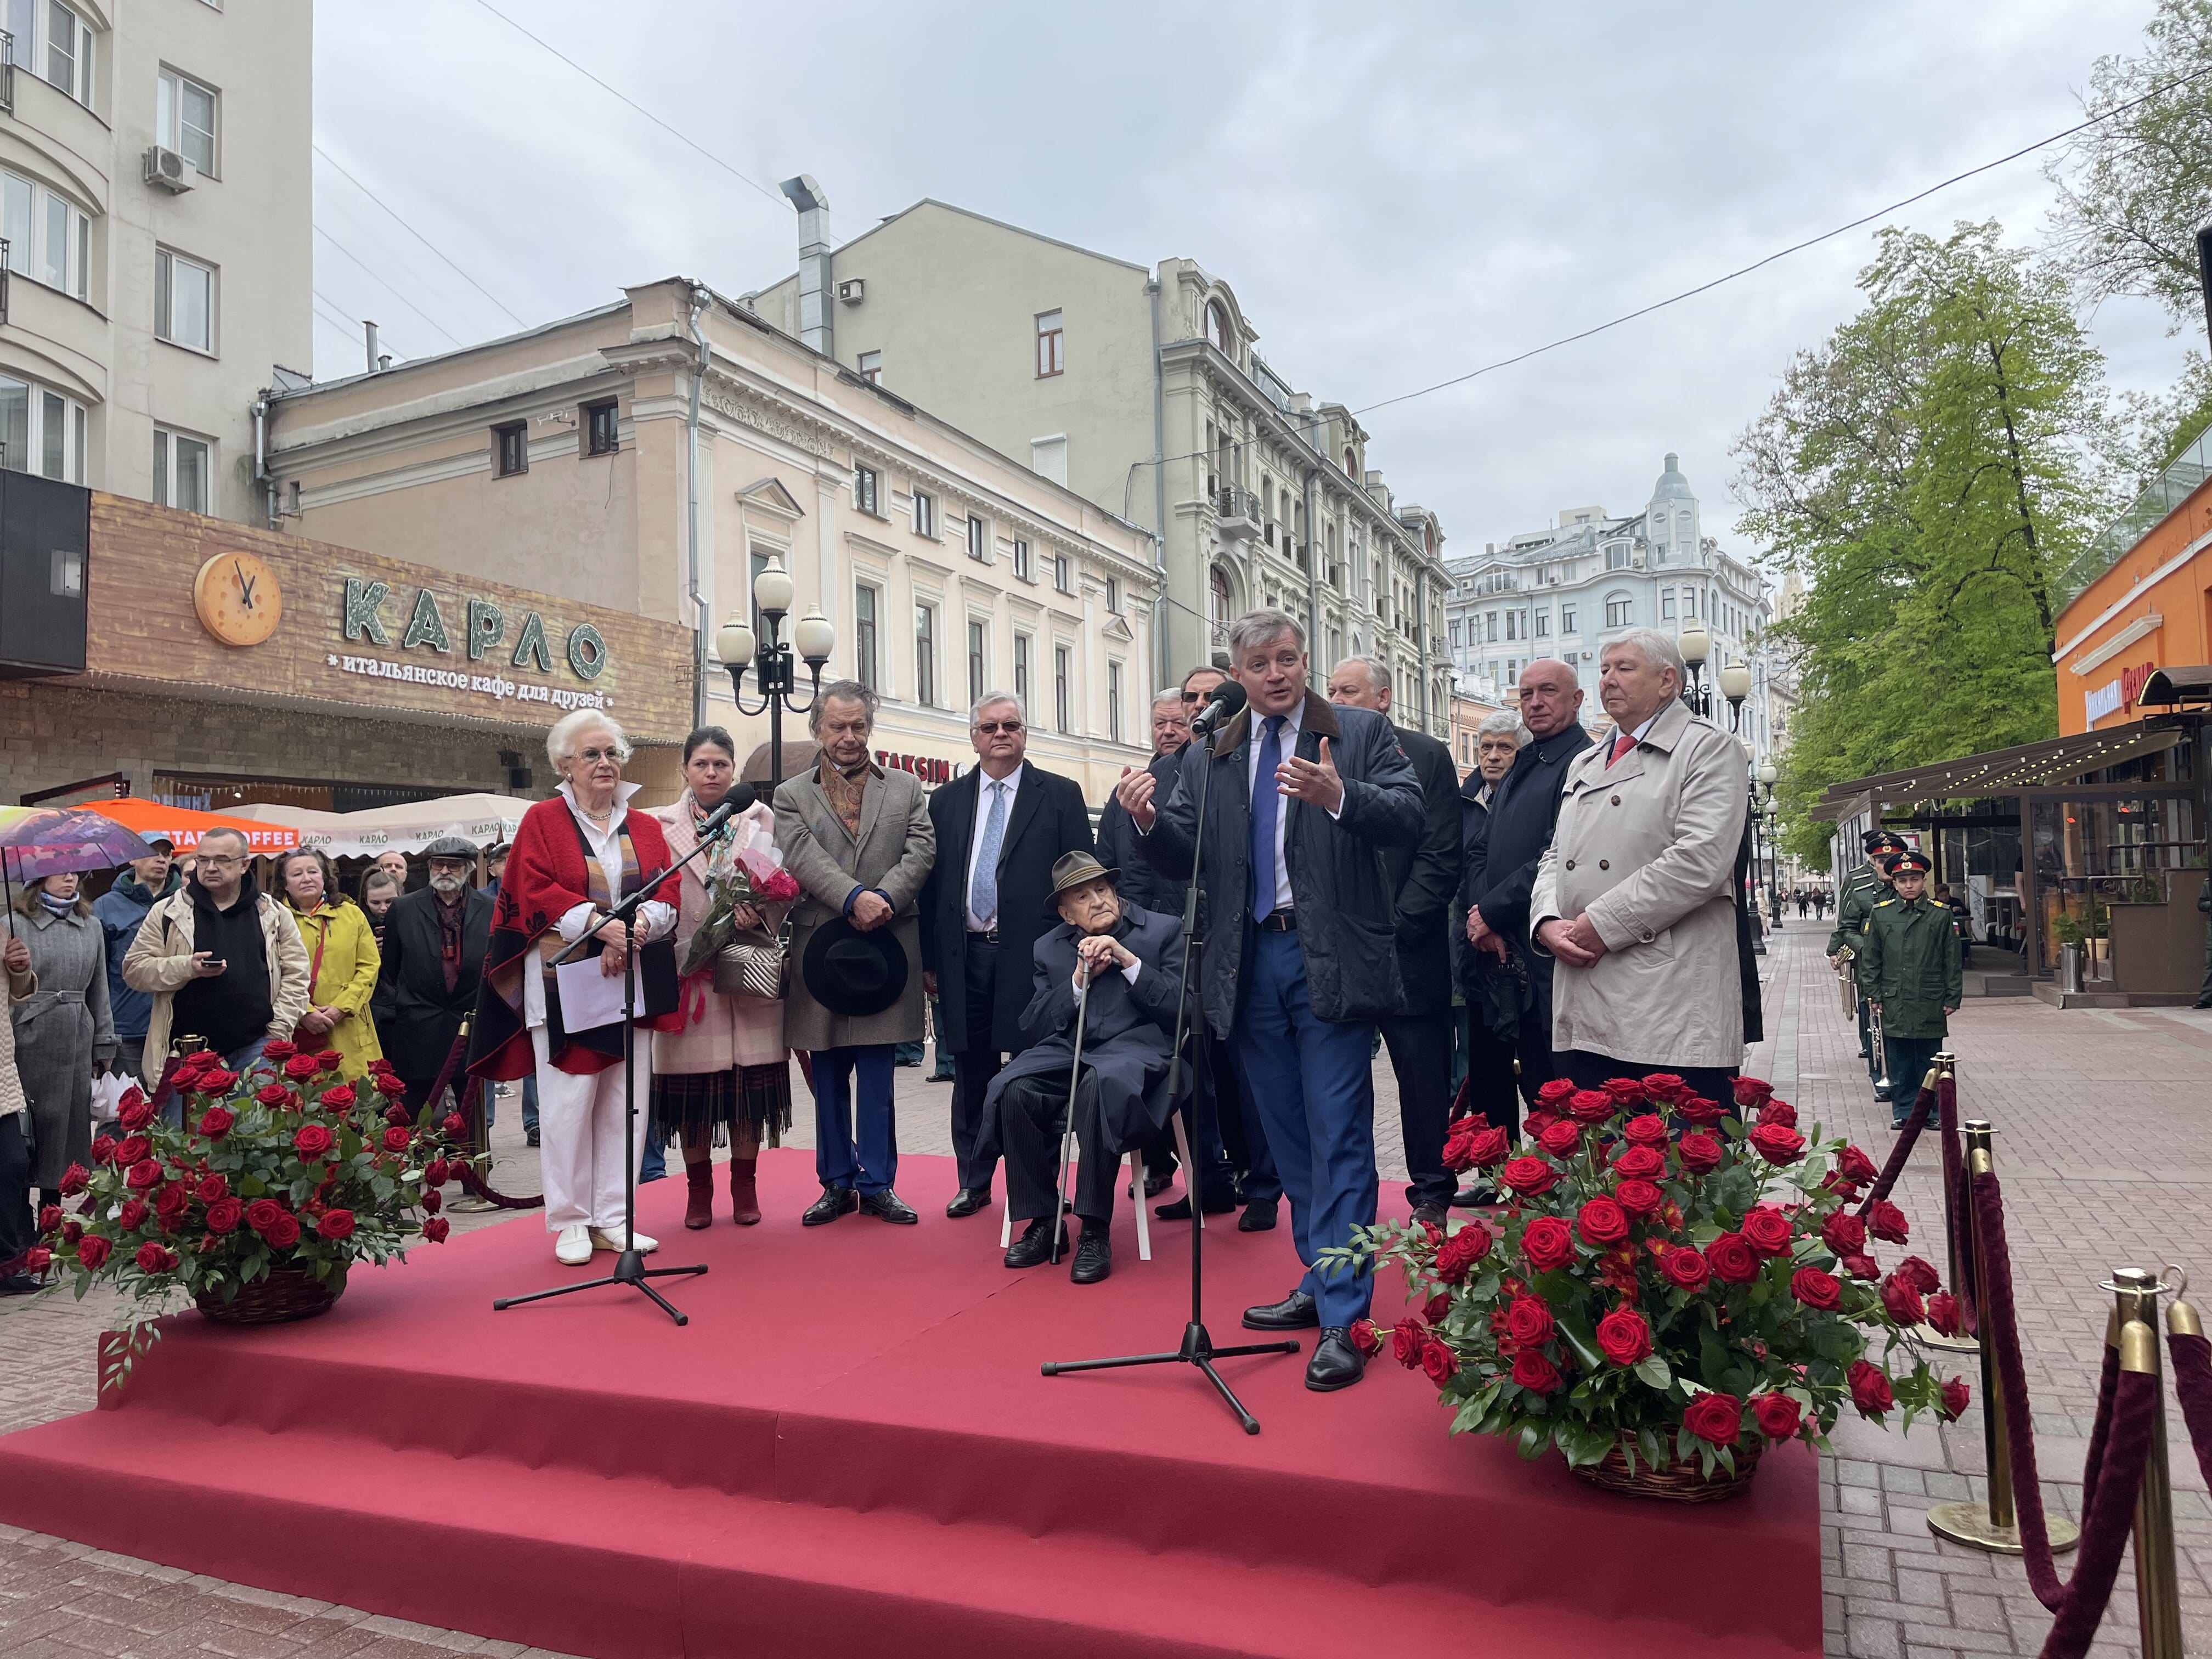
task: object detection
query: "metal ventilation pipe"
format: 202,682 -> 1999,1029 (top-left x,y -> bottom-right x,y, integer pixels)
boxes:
780,174 -> 832,357
363,320 -> 380,373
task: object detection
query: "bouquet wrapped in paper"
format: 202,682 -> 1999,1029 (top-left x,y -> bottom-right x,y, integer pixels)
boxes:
680,836 -> 802,978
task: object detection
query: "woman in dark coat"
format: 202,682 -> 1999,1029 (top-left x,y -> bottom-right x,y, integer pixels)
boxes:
5,873 -> 115,1203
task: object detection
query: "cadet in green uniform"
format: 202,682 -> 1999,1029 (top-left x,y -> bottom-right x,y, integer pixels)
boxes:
1857,849 -> 1961,1126
1828,830 -> 1906,1077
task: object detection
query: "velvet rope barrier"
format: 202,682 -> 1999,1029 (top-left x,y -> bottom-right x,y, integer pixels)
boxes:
1858,1077 -> 1935,1209
1859,1066 -> 1976,1338
2036,1369 -> 2162,1659
2168,1321 -> 2212,1492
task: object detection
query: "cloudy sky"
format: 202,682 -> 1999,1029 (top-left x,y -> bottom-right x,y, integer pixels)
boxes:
315,0 -> 2189,557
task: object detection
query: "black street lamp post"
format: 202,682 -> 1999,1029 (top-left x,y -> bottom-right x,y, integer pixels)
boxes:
714,556 -> 836,798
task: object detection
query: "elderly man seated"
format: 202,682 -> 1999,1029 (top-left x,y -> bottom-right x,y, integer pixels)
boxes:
985,851 -> 1185,1285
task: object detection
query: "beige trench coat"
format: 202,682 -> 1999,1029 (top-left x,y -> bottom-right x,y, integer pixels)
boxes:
773,765 -> 936,1051
651,792 -> 787,1073
121,885 -> 312,1072
1531,697 -> 1747,1070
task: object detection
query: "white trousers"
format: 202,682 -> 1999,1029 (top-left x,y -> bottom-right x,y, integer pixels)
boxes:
531,1027 -> 647,1233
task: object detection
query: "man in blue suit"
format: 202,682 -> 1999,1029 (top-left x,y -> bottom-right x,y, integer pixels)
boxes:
1119,610 -> 1422,1391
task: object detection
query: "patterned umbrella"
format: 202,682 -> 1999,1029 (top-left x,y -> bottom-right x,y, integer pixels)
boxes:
0,805 -> 160,913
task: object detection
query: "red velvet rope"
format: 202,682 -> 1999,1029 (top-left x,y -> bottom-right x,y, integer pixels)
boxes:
2168,1329 -> 2212,1493
1938,1074 -> 1978,1338
2036,1369 -> 2162,1659
1858,1080 -> 1936,1208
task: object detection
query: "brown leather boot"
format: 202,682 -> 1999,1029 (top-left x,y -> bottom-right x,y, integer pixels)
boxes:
683,1163 -> 715,1229
729,1156 -> 761,1226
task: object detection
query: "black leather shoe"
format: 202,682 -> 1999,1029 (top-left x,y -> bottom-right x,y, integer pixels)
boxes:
0,1271 -> 43,1296
802,1184 -> 858,1226
860,1189 -> 918,1224
1003,1217 -> 1057,1268
1451,1181 -> 1496,1209
1306,1327 -> 1365,1392
1071,1228 -> 1111,1284
1243,1290 -> 1319,1331
1411,1203 -> 1449,1230
945,1187 -> 991,1219
524,1127 -> 540,1148
1238,1194 -> 1279,1232
1153,1194 -> 1194,1221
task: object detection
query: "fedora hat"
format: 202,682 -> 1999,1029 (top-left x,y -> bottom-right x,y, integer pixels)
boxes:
801,917 -> 910,1018
1049,850 -> 1118,898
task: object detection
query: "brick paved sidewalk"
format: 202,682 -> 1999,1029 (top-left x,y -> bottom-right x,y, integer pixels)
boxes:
2,926 -> 2204,1657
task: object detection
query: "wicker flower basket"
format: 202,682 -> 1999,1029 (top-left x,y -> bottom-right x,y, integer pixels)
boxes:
1571,1437 -> 1762,1503
195,1262 -> 346,1326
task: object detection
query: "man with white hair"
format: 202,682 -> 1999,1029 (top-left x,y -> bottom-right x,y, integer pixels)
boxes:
1532,629 -> 1748,1101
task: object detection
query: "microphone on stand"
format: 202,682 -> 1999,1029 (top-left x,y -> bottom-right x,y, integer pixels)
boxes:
696,782 -> 758,838
1187,681 -> 1248,736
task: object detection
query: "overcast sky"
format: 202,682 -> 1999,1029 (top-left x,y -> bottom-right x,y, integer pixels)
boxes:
315,0 -> 2191,560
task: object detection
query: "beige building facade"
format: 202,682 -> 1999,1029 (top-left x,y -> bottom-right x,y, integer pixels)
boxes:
744,199 -> 1452,736
0,0 -> 311,520
261,278 -> 1159,803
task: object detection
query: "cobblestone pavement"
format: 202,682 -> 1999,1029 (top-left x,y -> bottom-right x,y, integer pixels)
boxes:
3,926 -> 2203,1657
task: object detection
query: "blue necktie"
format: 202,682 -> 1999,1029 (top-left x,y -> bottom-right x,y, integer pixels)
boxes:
970,780 -> 1007,926
1250,715 -> 1285,922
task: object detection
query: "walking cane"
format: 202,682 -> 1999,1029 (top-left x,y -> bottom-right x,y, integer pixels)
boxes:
1048,962 -> 1094,1267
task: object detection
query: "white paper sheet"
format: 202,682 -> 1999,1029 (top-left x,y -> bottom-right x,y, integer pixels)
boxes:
553,956 -> 628,1035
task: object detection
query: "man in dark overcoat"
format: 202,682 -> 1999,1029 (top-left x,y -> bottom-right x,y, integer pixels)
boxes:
373,836 -> 494,1113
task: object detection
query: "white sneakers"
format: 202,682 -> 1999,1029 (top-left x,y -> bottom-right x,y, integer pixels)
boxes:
554,1223 -> 593,1266
590,1225 -> 658,1255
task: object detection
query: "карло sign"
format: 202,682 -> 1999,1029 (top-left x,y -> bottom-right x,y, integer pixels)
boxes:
336,577 -> 612,712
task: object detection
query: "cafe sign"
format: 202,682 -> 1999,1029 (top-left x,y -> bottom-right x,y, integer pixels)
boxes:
336,577 -> 613,712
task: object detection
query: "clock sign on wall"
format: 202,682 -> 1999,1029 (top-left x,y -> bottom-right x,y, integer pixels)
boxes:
193,551 -> 282,646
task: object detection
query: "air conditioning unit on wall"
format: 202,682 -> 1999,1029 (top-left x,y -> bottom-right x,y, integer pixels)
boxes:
142,146 -> 191,192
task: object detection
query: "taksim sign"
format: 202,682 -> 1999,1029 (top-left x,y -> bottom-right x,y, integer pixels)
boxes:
2083,661 -> 2155,727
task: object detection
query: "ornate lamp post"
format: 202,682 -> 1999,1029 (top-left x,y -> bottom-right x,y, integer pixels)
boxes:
1714,660 -> 1763,954
715,556 -> 836,796
1756,762 -> 1781,923
1677,622 -> 1712,715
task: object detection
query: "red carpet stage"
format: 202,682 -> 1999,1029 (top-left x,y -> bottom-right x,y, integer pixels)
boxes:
0,1150 -> 1820,1657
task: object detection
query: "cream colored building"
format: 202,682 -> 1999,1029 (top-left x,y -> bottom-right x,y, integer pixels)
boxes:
744,198 -> 1452,736
0,0 -> 311,520
261,278 -> 1159,803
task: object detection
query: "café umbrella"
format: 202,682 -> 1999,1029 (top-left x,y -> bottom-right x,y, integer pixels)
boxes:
0,805 -> 161,916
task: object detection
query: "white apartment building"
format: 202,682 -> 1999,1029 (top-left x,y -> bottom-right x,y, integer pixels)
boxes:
0,0 -> 310,520
1445,453 -> 1782,762
743,195 -> 1452,735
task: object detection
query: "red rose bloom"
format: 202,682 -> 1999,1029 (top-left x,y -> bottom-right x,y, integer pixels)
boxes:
262,1040 -> 298,1060
1566,1089 -> 1616,1124
293,1124 -> 335,1160
1601,1077 -> 1647,1107
1434,1223 -> 1492,1284
1865,1200 -> 1910,1245
1896,1255 -> 1942,1295
1595,1307 -> 1652,1367
1622,1113 -> 1668,1147
422,1216 -> 450,1243
1420,1336 -> 1457,1386
1615,1178 -> 1664,1218
264,1213 -> 302,1249
1423,1292 -> 1452,1323
421,1189 -> 442,1215
1836,1146 -> 1878,1183
320,1085 -> 357,1111
133,1241 -> 174,1274
317,1048 -> 344,1073
22,1244 -> 50,1272
1660,1245 -> 1710,1290
195,1173 -> 228,1204
1752,1392 -> 1803,1442
256,1084 -> 292,1108
1610,1144 -> 1666,1181
1521,1110 -> 1558,1138
1463,1125 -> 1509,1167
281,1054 -> 319,1081
1677,1132 -> 1723,1173
442,1112 -> 466,1136
1880,1274 -> 1926,1326
1790,1267 -> 1843,1310
372,1071 -> 408,1097
317,1208 -> 357,1241
1939,1376 -> 1972,1420
196,1068 -> 239,1094
197,1105 -> 235,1139
1576,1198 -> 1629,1248
382,1126 -> 413,1153
424,1159 -> 450,1187
1747,1122 -> 1806,1165
74,1234 -> 111,1269
1534,1078 -> 1577,1108
1533,1119 -> 1579,1159
1500,1156 -> 1561,1197
154,1182 -> 189,1218
1673,1094 -> 1727,1125
204,1197 -> 244,1233
116,1199 -> 146,1232
368,1056 -> 395,1075
1847,1359 -> 1894,1417
1732,1077 -> 1775,1107
37,1203 -> 61,1234
1684,1392 -> 1742,1446
1392,1321 -> 1426,1369
244,1198 -> 284,1233
1842,1251 -> 1881,1280
1926,1293 -> 1964,1336
1348,1318 -> 1382,1357
115,1134 -> 152,1166
1641,1073 -> 1688,1103
116,1093 -> 154,1132
1821,1211 -> 1867,1256
1740,1205 -> 1793,1258
1705,1233 -> 1759,1284
60,1220 -> 82,1245
90,1134 -> 119,1165
125,1159 -> 162,1190
1520,1216 -> 1576,1272
1756,1099 -> 1798,1130
1511,1351 -> 1562,1394
1504,1294 -> 1555,1347
385,1103 -> 411,1127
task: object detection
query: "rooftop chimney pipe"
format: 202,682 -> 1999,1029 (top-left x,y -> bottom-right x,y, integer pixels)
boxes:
364,320 -> 380,374
780,175 -> 832,358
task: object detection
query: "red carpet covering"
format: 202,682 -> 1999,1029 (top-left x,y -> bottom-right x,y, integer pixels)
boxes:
0,1150 -> 1819,1657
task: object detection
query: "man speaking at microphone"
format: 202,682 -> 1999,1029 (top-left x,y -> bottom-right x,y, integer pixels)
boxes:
1117,610 -> 1421,1391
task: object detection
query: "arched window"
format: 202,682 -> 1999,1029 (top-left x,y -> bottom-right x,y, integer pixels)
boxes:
1604,591 -> 1633,629
1209,566 -> 1233,644
1205,301 -> 1232,356
1344,445 -> 1358,477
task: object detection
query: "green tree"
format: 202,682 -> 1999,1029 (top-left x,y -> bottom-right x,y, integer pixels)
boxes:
1733,224 -> 2110,866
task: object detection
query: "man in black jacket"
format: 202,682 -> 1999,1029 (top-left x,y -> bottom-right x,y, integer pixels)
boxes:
922,691 -> 1095,1220
1463,659 -> 1593,1110
1121,611 -> 1421,1392
373,837 -> 494,1113
1327,655 -> 1459,1226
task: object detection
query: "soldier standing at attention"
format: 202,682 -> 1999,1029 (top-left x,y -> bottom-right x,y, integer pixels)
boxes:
1828,830 -> 1905,1083
1856,848 -> 1961,1128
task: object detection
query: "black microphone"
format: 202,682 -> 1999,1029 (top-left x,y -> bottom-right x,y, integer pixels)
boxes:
697,782 -> 758,837
1188,680 -> 1247,736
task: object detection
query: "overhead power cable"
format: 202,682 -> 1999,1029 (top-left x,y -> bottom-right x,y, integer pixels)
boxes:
313,225 -> 465,349
313,143 -> 527,329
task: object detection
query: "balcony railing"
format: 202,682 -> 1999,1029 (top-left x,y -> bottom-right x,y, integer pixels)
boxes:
0,32 -> 13,114
1214,487 -> 1261,543
2055,418 -> 2212,606
1,238 -> 10,326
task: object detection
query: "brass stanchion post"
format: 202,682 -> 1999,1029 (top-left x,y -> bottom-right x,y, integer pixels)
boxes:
1927,1121 -> 2080,1553
1920,1052 -> 1977,1353
2107,1267 -> 2183,1659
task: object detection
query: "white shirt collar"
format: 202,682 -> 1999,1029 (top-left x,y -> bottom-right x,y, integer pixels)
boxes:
557,778 -> 640,828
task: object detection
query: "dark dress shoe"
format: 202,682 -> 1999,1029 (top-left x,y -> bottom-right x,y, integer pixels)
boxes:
525,1127 -> 540,1148
802,1184 -> 859,1226
1411,1203 -> 1448,1230
1243,1290 -> 1319,1331
1003,1216 -> 1062,1268
860,1189 -> 918,1224
1451,1181 -> 1496,1209
1306,1327 -> 1365,1392
1070,1228 -> 1111,1284
945,1187 -> 992,1219
0,1271 -> 43,1296
1238,1194 -> 1279,1232
1153,1194 -> 1194,1221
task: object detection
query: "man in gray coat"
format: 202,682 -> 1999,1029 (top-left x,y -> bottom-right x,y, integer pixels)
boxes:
775,681 -> 938,1227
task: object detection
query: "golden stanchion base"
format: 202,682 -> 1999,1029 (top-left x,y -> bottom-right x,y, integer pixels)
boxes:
1916,1323 -> 1981,1353
1926,1501 -> 2080,1554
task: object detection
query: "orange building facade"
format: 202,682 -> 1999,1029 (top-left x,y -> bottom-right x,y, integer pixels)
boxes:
2051,459 -> 2212,733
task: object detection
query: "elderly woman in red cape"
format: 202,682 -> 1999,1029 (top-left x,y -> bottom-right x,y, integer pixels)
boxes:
469,710 -> 680,1267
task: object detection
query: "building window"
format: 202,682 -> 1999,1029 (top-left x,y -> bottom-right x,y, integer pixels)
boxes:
1505,610 -> 1521,641
1053,552 -> 1073,595
911,489 -> 934,538
1662,590 -> 1677,621
1344,445 -> 1357,477
157,67 -> 218,175
1559,603 -> 1576,634
1683,588 -> 1698,619
1035,309 -> 1063,378
966,513 -> 989,562
1606,543 -> 1628,570
1209,567 -> 1232,644
852,462 -> 879,516
153,427 -> 211,514
0,375 -> 81,481
857,349 -> 882,385
491,421 -> 527,477
854,583 -> 880,690
583,399 -> 618,456
155,248 -> 216,353
914,602 -> 938,707
1105,575 -> 1121,614
1013,631 -> 1031,709
10,0 -> 95,106
967,619 -> 988,706
1012,537 -> 1032,582
1107,661 -> 1124,744
1605,594 -> 1633,629
1484,612 -> 1498,644
1053,644 -> 1071,732
1449,619 -> 1462,649
2,171 -> 90,301
1204,301 -> 1232,357
1534,610 -> 1550,638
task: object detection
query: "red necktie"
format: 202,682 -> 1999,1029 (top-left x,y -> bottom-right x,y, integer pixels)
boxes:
1609,731 -> 1636,766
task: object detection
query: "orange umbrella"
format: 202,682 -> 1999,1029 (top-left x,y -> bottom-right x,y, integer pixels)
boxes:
82,798 -> 300,855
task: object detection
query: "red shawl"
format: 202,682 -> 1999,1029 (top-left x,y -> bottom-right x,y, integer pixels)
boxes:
466,795 -> 682,1080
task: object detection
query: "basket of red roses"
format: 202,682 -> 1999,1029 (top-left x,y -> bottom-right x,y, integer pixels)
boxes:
31,1042 -> 486,1344
1325,1074 -> 1971,1502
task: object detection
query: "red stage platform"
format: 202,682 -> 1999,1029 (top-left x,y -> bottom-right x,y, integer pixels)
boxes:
0,1150 -> 1820,1658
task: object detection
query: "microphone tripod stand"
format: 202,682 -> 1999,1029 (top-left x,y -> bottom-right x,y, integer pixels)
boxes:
493,822 -> 732,1326
1042,712 -> 1299,1434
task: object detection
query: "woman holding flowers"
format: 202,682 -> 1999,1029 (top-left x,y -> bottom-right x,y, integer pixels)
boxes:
653,726 -> 799,1230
